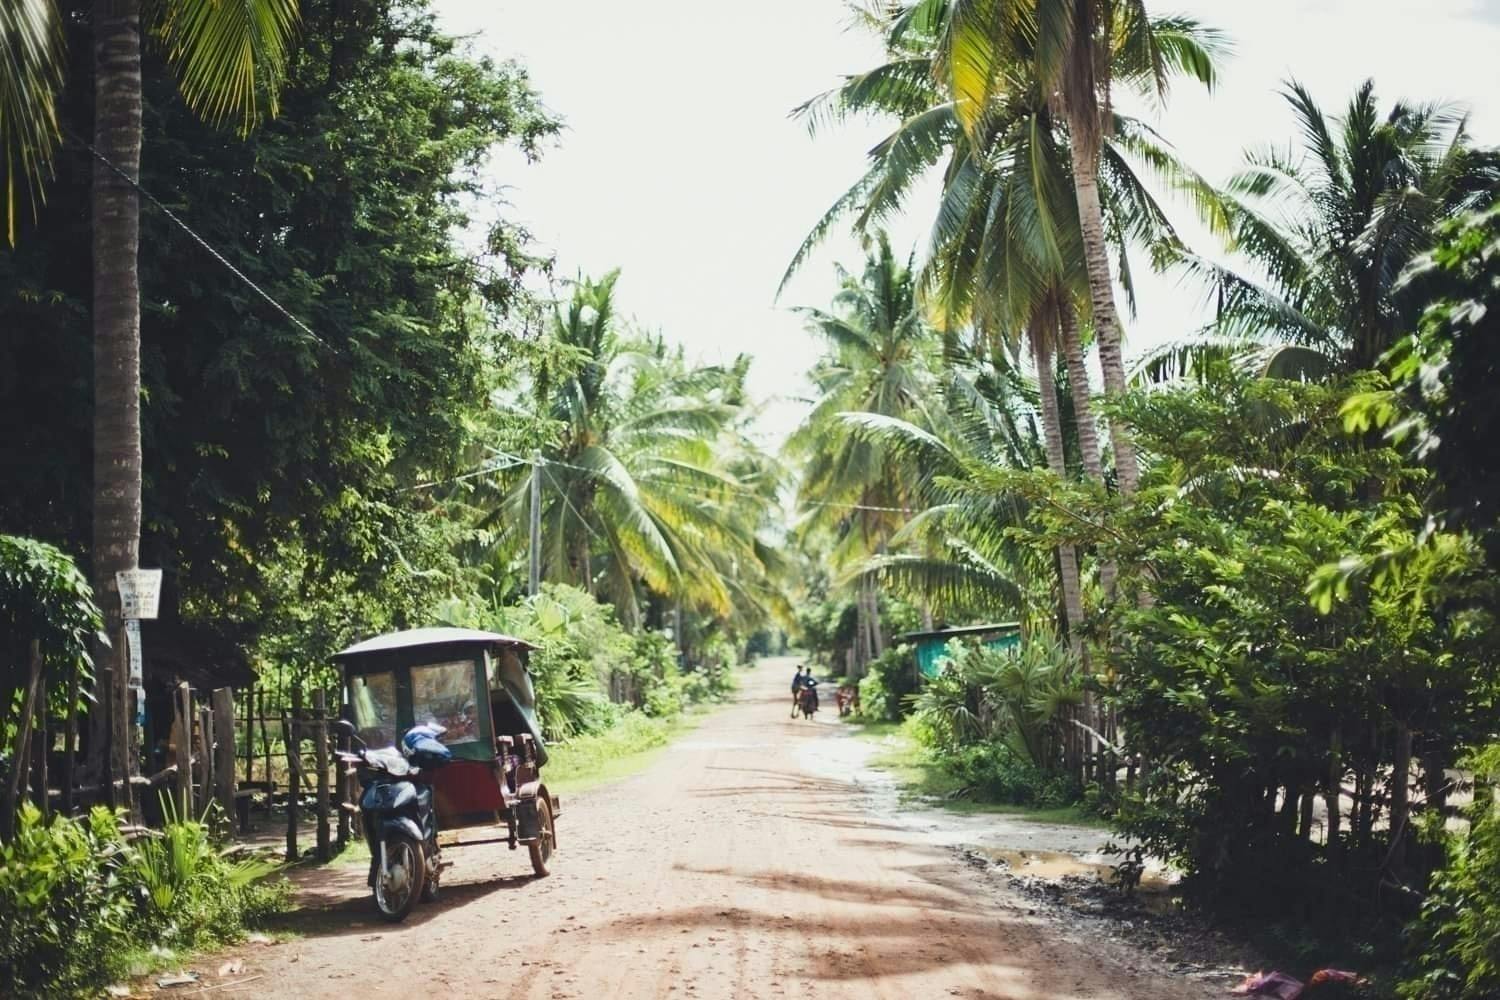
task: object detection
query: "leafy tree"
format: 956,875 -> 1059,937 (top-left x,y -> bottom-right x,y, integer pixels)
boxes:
1343,207 -> 1500,565
0,0 -> 299,773
1104,368 -> 1495,920
0,0 -> 558,677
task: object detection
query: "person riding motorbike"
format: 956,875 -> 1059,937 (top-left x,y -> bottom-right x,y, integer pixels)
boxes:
798,671 -> 820,718
790,665 -> 806,718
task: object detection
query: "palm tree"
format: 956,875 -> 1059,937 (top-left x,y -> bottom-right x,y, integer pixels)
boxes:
1148,81 -> 1500,381
492,272 -> 780,629
788,235 -> 942,671
3,0 -> 298,781
785,6 -> 1216,607
928,0 -> 1223,494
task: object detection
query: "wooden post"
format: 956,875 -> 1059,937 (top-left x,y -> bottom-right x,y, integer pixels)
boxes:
173,682 -> 192,821
314,690 -> 330,861
336,721 -> 351,851
259,688 -> 272,812
241,689 -> 254,785
285,685 -> 301,862
31,671 -> 49,820
102,663 -> 116,810
212,688 -> 237,825
197,704 -> 213,815
63,662 -> 79,816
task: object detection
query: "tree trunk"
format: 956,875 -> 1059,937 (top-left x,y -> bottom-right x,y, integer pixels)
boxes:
3,643 -> 45,840
865,581 -> 884,657
1031,326 -> 1086,649
1057,302 -> 1117,597
1326,728 -> 1343,864
1389,721 -> 1412,868
89,0 -> 145,781
1066,132 -> 1139,497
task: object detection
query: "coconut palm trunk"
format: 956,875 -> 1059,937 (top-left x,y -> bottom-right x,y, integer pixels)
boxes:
89,0 -> 144,780
1057,301 -> 1117,596
1067,135 -> 1140,497
1030,321 -> 1085,649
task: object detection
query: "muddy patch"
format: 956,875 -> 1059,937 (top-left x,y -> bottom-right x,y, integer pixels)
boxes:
962,847 -> 1256,988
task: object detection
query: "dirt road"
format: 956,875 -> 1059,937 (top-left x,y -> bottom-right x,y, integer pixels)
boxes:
219,658 -> 1209,999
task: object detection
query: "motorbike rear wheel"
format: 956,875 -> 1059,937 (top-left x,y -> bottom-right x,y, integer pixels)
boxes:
528,798 -> 555,877
374,833 -> 425,923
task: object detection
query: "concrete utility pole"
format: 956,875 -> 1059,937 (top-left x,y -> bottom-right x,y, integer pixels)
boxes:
528,452 -> 542,597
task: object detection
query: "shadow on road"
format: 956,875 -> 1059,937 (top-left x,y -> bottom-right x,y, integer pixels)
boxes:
592,899 -> 1038,984
672,862 -> 981,915
265,863 -> 537,940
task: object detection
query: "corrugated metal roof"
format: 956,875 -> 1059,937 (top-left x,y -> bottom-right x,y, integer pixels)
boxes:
895,622 -> 1021,643
332,627 -> 536,660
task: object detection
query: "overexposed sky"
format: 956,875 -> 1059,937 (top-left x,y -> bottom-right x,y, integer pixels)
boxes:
435,0 -> 1500,443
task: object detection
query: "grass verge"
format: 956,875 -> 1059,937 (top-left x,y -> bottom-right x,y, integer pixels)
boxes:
851,719 -> 1105,828
545,707 -> 711,795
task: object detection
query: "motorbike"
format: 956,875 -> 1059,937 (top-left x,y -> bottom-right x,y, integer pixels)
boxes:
797,678 -> 820,720
336,720 -> 453,922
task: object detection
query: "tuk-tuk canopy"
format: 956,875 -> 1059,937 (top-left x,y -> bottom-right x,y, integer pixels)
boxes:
333,627 -> 536,661
334,627 -> 547,765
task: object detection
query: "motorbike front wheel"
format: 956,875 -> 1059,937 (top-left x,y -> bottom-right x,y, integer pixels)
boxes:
374,833 -> 425,923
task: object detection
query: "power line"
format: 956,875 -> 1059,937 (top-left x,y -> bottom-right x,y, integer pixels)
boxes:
402,456 -> 528,492
66,128 -> 330,353
407,443 -> 924,516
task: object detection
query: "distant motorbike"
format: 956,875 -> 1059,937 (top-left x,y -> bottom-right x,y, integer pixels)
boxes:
336,721 -> 453,922
797,678 -> 820,720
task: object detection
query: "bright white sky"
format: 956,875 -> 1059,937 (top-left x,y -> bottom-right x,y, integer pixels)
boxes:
435,0 -> 1500,444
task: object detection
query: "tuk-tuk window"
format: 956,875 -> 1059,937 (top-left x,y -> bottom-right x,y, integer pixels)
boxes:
412,660 -> 481,746
349,672 -> 398,748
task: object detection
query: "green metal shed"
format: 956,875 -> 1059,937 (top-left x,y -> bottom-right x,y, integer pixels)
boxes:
896,623 -> 1022,679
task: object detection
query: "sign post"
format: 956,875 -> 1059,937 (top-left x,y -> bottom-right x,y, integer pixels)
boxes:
116,569 -> 162,818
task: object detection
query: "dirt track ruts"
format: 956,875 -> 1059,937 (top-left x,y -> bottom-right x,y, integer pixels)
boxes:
214,657 -> 1210,999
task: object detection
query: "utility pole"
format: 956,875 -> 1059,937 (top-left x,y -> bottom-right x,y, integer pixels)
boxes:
528,451 -> 542,597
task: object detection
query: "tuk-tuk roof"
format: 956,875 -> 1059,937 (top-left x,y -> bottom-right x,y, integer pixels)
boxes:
332,627 -> 537,661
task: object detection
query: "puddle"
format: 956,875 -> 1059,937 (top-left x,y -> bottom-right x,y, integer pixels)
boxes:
978,847 -> 1180,912
982,848 -> 1115,880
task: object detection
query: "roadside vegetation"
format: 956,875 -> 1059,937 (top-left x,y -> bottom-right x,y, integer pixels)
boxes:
783,4 -> 1500,994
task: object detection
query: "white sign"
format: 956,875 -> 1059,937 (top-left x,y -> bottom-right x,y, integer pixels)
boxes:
126,619 -> 144,684
116,568 -> 163,620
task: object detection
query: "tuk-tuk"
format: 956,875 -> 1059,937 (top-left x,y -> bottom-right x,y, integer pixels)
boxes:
334,627 -> 559,916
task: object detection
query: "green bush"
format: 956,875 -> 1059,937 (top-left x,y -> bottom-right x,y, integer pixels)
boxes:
855,645 -> 918,722
487,584 -> 622,738
0,805 -> 133,998
1400,744 -> 1500,999
0,804 -> 288,1000
630,630 -> 684,718
680,661 -> 736,705
120,801 -> 287,950
942,742 -> 1077,807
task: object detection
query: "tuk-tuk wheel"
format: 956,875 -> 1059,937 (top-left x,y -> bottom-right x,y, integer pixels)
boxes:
528,798 -> 555,877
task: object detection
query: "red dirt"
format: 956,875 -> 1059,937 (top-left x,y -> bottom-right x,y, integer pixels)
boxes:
202,659 -> 1211,999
